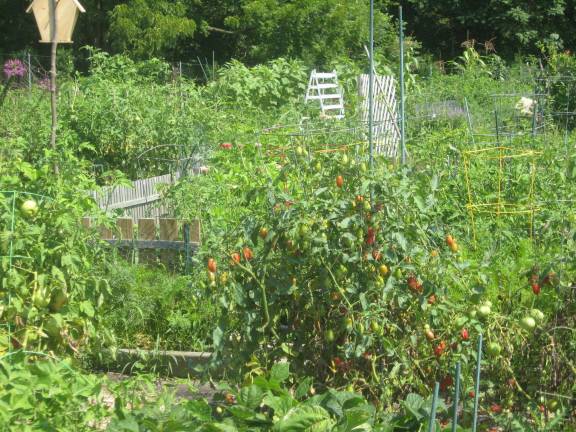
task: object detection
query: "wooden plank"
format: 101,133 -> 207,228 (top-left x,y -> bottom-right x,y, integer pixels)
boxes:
115,218 -> 134,262
104,240 -> 199,251
117,218 -> 133,240
137,218 -> 157,265
137,219 -> 157,240
99,226 -> 113,240
81,217 -> 91,229
103,193 -> 161,210
159,219 -> 180,271
159,219 -> 179,241
189,220 -> 201,243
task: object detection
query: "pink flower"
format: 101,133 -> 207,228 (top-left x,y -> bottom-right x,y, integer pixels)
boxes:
38,77 -> 50,91
3,59 -> 26,79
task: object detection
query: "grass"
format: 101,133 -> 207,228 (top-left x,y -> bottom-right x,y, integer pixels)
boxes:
103,261 -> 218,352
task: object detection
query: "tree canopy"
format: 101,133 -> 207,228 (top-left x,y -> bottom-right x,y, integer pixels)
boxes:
1,0 -> 575,65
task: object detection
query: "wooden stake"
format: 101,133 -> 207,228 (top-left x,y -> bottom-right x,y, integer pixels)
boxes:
49,0 -> 59,174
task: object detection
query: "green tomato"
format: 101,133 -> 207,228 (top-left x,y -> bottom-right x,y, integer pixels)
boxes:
486,342 -> 502,356
32,287 -> 50,308
547,399 -> 559,412
530,308 -> 545,322
519,316 -> 536,331
477,305 -> 491,318
325,329 -> 336,343
21,199 -> 39,218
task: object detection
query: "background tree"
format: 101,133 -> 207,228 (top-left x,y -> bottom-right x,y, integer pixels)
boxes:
108,0 -> 196,60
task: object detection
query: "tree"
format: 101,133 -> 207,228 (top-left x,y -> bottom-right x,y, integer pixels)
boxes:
108,0 -> 196,60
403,0 -> 571,58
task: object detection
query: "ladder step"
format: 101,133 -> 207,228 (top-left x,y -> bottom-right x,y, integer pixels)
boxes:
306,94 -> 342,100
311,83 -> 338,89
324,104 -> 344,110
314,73 -> 337,79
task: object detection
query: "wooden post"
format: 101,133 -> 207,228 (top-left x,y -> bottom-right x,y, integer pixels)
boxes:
137,218 -> 157,265
49,0 -> 59,174
117,218 -> 134,263
159,218 -> 179,271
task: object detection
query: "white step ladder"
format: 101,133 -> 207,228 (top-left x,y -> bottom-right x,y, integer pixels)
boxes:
304,69 -> 345,119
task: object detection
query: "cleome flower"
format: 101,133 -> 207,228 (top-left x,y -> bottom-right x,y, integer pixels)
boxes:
3,59 -> 27,79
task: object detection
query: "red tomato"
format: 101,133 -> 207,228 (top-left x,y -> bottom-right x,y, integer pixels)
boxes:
336,175 -> 344,188
207,258 -> 217,273
440,375 -> 453,392
461,328 -> 470,341
243,247 -> 254,261
231,253 -> 241,265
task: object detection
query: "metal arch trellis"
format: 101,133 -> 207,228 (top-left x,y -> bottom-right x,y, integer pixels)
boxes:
0,190 -> 53,360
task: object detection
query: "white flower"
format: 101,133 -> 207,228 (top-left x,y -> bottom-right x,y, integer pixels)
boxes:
515,97 -> 535,116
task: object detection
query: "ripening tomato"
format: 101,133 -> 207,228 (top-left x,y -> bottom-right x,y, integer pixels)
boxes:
243,247 -> 253,261
207,258 -> 217,273
231,252 -> 241,265
336,175 -> 344,188
259,227 -> 269,239
372,249 -> 382,261
461,328 -> 470,341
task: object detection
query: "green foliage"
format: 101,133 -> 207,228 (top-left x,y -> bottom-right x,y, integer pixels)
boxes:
0,353 -> 109,429
210,58 -> 308,109
405,0 -> 569,58
109,0 -> 196,59
102,263 -> 217,351
0,132 -> 114,355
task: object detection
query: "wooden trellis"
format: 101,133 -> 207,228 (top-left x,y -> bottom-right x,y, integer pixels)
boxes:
82,217 -> 201,269
358,74 -> 400,158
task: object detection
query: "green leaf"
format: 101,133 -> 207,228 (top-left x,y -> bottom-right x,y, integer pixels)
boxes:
402,393 -> 425,420
270,362 -> 290,383
238,384 -> 264,409
273,405 -> 335,432
295,377 -> 314,400
79,301 -> 95,318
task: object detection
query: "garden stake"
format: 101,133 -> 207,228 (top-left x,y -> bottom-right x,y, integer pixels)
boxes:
472,334 -> 483,432
451,362 -> 461,432
428,381 -> 440,432
49,0 -> 59,174
368,0 -> 374,173
399,6 -> 406,164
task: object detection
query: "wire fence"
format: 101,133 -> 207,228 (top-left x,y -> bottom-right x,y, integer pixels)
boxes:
0,50 -> 220,87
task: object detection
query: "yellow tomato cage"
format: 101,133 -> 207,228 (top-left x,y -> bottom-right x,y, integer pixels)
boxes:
462,146 -> 542,244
